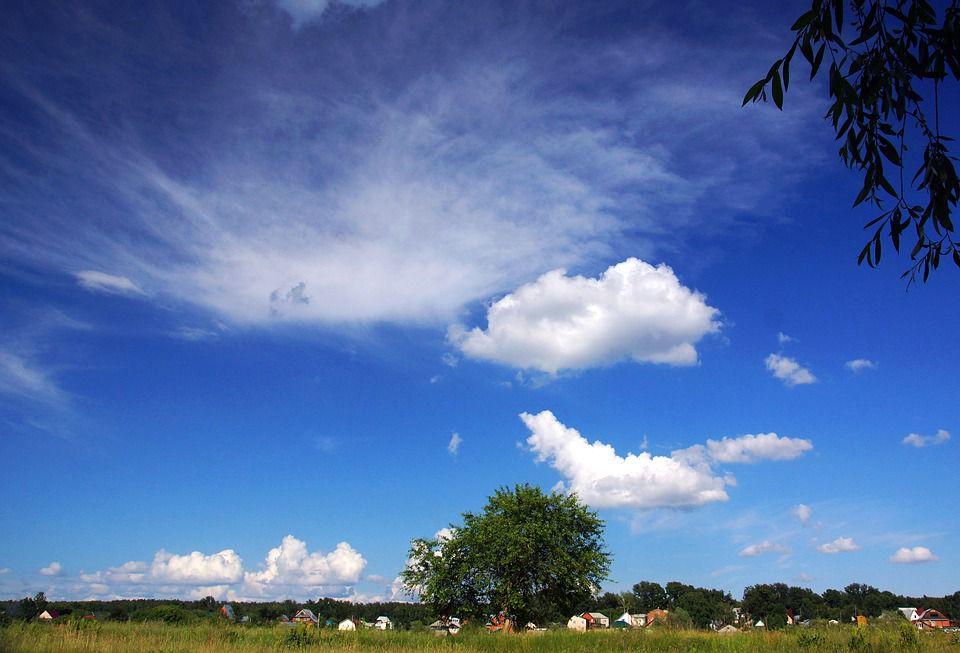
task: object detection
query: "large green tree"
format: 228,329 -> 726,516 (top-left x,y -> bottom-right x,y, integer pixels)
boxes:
400,484 -> 610,627
744,0 -> 959,284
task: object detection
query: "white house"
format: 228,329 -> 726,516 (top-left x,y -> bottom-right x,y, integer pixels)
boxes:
717,624 -> 739,634
338,619 -> 356,631
374,616 -> 393,630
38,610 -> 59,620
754,619 -> 765,628
616,612 -> 646,628
898,607 -> 919,622
567,615 -> 587,631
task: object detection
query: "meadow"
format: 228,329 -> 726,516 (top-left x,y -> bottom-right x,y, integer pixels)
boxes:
2,621 -> 958,653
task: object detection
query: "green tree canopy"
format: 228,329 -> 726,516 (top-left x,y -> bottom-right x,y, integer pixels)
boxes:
400,484 -> 611,626
744,0 -> 959,284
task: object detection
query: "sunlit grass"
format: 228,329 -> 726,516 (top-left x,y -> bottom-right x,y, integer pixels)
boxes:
2,621 -> 957,653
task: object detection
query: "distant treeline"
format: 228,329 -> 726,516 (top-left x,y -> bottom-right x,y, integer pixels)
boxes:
591,582 -> 960,629
3,582 -> 958,630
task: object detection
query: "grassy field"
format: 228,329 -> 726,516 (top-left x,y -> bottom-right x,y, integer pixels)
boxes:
1,622 -> 959,653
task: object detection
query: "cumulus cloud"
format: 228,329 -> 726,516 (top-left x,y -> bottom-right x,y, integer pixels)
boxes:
845,358 -> 877,373
63,535 -> 366,601
902,429 -> 950,448
739,541 -> 790,557
447,432 -> 462,456
452,259 -> 720,374
792,503 -> 812,525
243,536 -> 365,597
75,270 -> 144,296
521,411 -> 811,510
765,354 -> 817,386
702,433 -> 813,463
890,546 -> 938,564
39,561 -> 63,576
150,549 -> 243,585
817,537 -> 860,554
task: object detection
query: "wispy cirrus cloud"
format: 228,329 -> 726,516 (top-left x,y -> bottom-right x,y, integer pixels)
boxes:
0,3 -> 826,332
75,270 -> 144,296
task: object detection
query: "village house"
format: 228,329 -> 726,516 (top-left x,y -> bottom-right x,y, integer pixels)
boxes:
646,608 -> 669,627
338,618 -> 356,631
582,612 -> 610,629
915,609 -> 951,629
292,609 -> 319,626
374,616 -> 393,630
37,610 -> 59,620
615,611 -> 646,627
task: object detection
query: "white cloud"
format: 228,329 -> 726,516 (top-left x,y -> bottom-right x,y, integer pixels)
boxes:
777,332 -> 794,344
441,353 -> 459,368
817,537 -> 860,554
62,535 -> 365,601
739,541 -> 790,557
452,259 -> 720,374
39,561 -> 63,576
150,549 -> 243,585
243,535 -> 365,597
521,411 -> 811,510
447,432 -> 462,456
890,546 -> 938,564
845,358 -> 877,373
792,503 -> 812,525
0,350 -> 67,406
271,0 -> 385,28
703,433 -> 813,463
75,270 -> 144,296
902,429 -> 950,448
0,567 -> 11,574
765,354 -> 817,386
3,4 -> 828,334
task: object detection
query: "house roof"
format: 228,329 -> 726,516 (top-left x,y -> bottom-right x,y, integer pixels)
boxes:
293,609 -> 318,621
586,612 -> 608,620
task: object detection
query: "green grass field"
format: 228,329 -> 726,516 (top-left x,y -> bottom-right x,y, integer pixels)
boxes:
2,622 -> 958,653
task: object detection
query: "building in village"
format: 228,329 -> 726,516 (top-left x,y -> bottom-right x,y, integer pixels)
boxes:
567,615 -> 587,631
374,616 -> 393,630
292,609 -> 319,626
338,618 -> 356,631
582,612 -> 610,629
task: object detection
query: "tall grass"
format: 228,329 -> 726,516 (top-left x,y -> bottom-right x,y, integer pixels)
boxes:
2,621 -> 958,653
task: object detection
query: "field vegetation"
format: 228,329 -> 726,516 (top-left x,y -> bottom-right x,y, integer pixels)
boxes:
2,619 -> 959,653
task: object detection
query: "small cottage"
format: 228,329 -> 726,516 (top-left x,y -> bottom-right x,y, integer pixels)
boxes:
374,616 -> 393,630
338,618 -> 356,631
582,612 -> 610,629
292,609 -> 319,626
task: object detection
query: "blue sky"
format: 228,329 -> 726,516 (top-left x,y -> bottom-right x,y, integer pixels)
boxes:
0,0 -> 957,603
